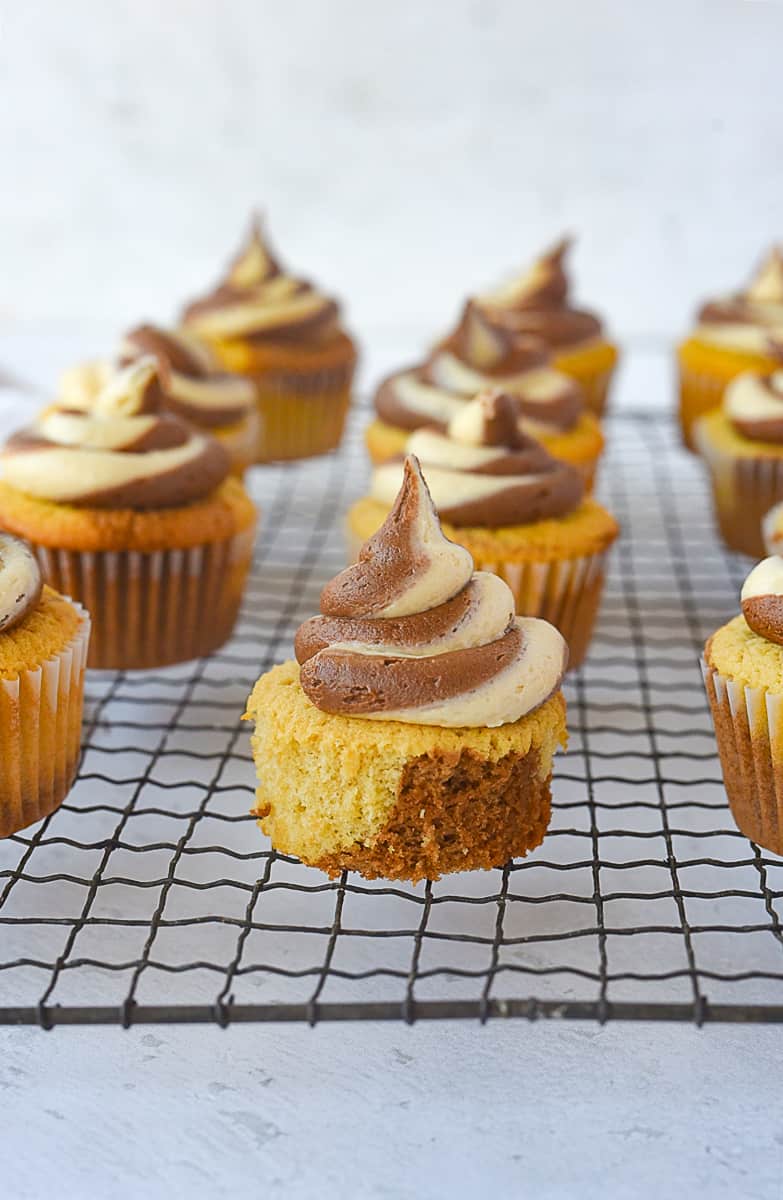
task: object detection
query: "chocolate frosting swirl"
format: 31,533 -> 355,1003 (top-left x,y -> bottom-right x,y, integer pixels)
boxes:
696,246 -> 783,353
375,303 -> 583,436
372,391 -> 584,527
181,215 -> 341,345
724,355 -> 783,442
2,359 -> 230,509
296,456 -> 567,726
741,556 -> 783,646
475,238 -> 603,348
0,533 -> 42,633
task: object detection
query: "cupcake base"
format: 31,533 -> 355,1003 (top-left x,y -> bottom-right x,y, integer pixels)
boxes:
677,338 -> 779,452
702,658 -> 783,855
552,338 -> 619,419
695,410 -> 783,558
244,661 -> 567,882
0,599 -> 90,838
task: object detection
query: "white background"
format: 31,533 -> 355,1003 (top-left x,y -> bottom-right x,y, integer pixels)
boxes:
2,3 -> 783,1198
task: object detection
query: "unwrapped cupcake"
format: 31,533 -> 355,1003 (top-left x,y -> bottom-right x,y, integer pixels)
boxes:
695,351 -> 783,557
181,216 -> 357,462
0,358 -> 257,670
366,300 -> 604,488
703,555 -> 783,855
677,246 -> 783,449
0,533 -> 90,837
60,324 -> 261,476
352,390 -> 618,669
473,237 -> 619,417
245,455 -> 568,881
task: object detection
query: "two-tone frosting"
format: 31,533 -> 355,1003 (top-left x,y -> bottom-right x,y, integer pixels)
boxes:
2,359 -> 230,509
741,556 -> 783,646
695,247 -> 783,354
372,390 -> 584,527
295,456 -> 567,726
375,303 -> 583,437
181,216 -> 341,346
60,326 -> 256,431
724,354 -> 783,442
0,533 -> 42,633
474,238 -> 604,349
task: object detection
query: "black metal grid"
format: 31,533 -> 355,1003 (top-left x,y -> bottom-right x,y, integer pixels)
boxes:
2,406 -> 783,1029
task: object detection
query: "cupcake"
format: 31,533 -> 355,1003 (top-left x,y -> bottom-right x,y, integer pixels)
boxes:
352,390 -> 618,669
0,533 -> 90,837
695,354 -> 783,557
678,246 -> 783,449
244,456 -> 568,881
60,324 -> 261,476
703,554 -> 783,854
473,237 -> 619,417
181,215 -> 357,462
366,300 -> 604,488
0,358 -> 257,670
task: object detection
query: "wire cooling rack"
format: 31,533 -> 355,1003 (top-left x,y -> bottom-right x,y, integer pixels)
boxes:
2,404 -> 783,1029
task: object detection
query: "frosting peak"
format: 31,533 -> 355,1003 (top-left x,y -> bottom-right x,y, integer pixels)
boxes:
741,556 -> 783,645
746,246 -> 783,306
225,214 -> 281,289
696,246 -> 783,353
296,455 -> 567,726
372,392 -> 584,528
2,360 -> 231,509
0,533 -> 42,633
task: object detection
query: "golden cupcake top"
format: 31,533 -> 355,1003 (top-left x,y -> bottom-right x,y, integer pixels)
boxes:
723,348 -> 783,442
181,215 -> 343,346
371,390 -> 584,527
295,455 -> 567,727
474,237 -> 605,348
374,303 -> 584,437
0,532 -> 42,633
2,358 -> 231,509
740,556 -> 783,646
696,246 -> 783,354
61,325 -> 257,431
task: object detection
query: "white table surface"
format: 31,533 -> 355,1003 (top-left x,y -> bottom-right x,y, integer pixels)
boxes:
0,334 -> 781,1200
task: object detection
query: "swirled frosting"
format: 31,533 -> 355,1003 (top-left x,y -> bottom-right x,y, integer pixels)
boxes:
741,556 -> 783,645
296,455 -> 567,726
181,215 -> 341,345
696,247 -> 783,353
2,359 -> 230,509
372,390 -> 584,527
0,533 -> 42,633
724,359 -> 783,442
375,303 -> 583,436
474,238 -> 604,348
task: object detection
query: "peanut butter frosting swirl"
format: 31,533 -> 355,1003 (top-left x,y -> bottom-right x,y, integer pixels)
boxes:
2,359 -> 230,509
296,456 -> 567,726
741,556 -> 783,646
724,356 -> 783,442
372,391 -> 584,527
181,215 -> 341,345
696,246 -> 783,354
0,533 -> 42,633
375,303 -> 583,436
474,238 -> 604,348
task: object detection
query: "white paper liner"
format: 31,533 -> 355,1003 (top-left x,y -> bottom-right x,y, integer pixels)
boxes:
0,600 -> 90,837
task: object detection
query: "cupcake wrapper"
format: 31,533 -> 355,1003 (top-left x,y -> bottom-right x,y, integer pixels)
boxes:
696,433 -> 783,557
346,527 -> 607,670
252,364 -> 354,462
701,658 -> 783,855
35,523 -> 256,671
0,603 -> 90,838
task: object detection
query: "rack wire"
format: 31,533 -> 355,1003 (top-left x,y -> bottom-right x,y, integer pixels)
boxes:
2,405 -> 783,1028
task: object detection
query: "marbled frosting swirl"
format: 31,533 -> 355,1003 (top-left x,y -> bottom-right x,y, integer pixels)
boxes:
296,456 -> 567,726
372,390 -> 584,527
696,246 -> 783,354
724,357 -> 783,442
181,216 -> 341,345
2,359 -> 230,509
741,556 -> 783,646
0,532 -> 42,633
475,238 -> 603,348
375,303 -> 583,436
